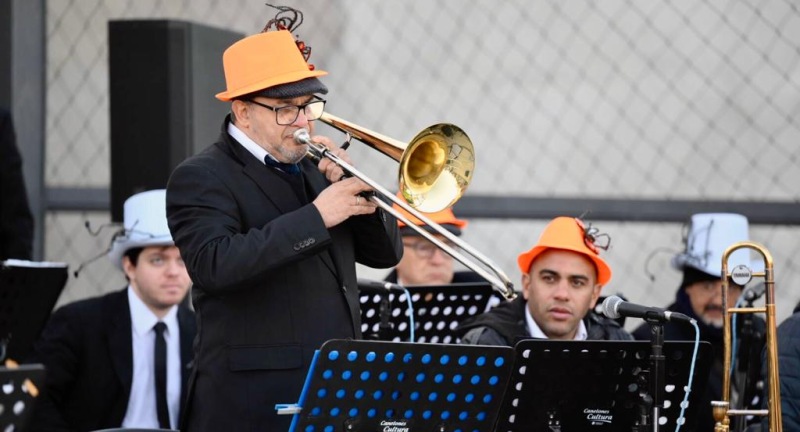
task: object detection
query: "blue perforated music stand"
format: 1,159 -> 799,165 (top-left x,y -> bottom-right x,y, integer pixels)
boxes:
495,339 -> 712,432
279,339 -> 515,432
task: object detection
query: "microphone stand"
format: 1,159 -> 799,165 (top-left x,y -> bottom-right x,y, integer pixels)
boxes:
377,293 -> 393,340
358,280 -> 396,340
638,316 -> 666,432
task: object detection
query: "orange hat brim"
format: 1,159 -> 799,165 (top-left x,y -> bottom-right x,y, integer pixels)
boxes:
517,246 -> 612,286
517,217 -> 612,285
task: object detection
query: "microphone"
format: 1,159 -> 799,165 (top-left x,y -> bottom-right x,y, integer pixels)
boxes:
601,295 -> 694,324
357,278 -> 407,294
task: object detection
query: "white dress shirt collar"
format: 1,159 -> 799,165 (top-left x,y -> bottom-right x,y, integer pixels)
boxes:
123,286 -> 181,429
228,121 -> 275,165
524,304 -> 588,341
128,286 -> 179,337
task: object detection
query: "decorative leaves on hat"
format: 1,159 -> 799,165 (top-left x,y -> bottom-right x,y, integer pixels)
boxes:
263,3 -> 315,70
262,3 -> 303,32
72,219 -> 161,278
72,220 -> 123,277
683,217 -> 715,269
575,217 -> 611,255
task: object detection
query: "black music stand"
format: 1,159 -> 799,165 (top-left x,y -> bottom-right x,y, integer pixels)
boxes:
0,260 -> 69,362
0,364 -> 46,431
358,282 -> 498,343
495,339 -> 712,432
280,339 -> 515,432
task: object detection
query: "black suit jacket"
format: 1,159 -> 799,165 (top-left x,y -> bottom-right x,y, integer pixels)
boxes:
166,118 -> 402,431
27,289 -> 196,432
0,107 -> 34,260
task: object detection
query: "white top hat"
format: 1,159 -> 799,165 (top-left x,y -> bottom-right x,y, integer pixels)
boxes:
107,189 -> 174,269
671,213 -> 757,277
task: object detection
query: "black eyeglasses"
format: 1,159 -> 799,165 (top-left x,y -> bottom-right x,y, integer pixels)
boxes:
248,97 -> 326,125
403,239 -> 457,259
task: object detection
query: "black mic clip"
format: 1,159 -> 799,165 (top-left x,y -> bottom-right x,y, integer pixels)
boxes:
742,282 -> 765,305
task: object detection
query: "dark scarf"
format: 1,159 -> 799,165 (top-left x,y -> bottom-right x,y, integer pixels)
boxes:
455,296 -> 527,344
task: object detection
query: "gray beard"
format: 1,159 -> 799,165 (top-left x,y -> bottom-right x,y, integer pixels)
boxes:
702,316 -> 724,328
287,147 -> 308,164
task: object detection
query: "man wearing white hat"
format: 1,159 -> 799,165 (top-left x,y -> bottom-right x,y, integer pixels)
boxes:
633,213 -> 765,431
30,189 -> 196,431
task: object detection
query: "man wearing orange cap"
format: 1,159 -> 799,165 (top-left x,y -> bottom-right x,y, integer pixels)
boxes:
165,11 -> 402,431
457,217 -> 631,345
384,194 -> 483,286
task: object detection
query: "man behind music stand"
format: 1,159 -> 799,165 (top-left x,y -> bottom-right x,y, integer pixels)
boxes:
384,192 -> 484,286
456,216 -> 632,345
633,213 -> 766,431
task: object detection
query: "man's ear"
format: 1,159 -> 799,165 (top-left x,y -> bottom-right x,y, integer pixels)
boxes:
590,283 -> 602,307
231,100 -> 250,127
520,273 -> 531,300
121,255 -> 136,281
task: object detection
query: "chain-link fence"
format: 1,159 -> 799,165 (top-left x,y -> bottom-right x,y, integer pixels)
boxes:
44,0 -> 800,325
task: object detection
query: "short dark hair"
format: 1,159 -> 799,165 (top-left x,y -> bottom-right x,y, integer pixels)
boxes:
123,247 -> 144,267
679,266 -> 720,290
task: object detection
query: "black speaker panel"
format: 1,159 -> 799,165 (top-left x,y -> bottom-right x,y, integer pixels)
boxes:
109,20 -> 242,221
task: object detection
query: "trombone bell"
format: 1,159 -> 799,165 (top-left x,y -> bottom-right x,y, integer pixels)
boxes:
319,113 -> 474,213
402,124 -> 473,213
299,114 -> 515,298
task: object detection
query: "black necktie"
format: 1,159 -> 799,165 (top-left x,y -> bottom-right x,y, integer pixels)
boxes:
153,322 -> 171,429
264,155 -> 300,175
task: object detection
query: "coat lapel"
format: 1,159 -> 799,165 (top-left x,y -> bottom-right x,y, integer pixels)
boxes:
177,305 -> 197,417
238,148 -> 303,214
222,130 -> 340,281
106,290 -> 133,396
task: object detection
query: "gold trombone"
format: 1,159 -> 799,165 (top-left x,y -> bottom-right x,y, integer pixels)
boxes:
294,113 -> 515,299
712,241 -> 781,431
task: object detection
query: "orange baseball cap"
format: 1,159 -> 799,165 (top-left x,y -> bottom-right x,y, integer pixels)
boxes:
392,193 -> 468,236
517,217 -> 612,285
216,30 -> 328,102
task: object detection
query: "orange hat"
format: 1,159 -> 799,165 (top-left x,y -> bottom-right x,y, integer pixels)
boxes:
216,30 -> 328,101
517,217 -> 612,285
392,193 -> 468,237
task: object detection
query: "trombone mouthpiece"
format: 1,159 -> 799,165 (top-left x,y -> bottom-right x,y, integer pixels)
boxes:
293,129 -> 311,144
